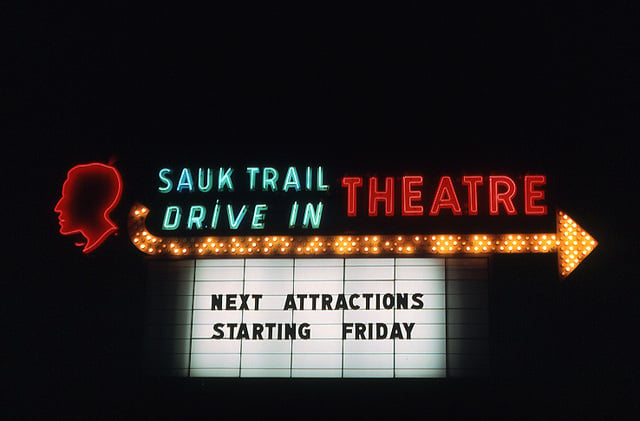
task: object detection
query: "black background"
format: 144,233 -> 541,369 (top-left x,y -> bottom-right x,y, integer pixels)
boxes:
6,2 -> 638,418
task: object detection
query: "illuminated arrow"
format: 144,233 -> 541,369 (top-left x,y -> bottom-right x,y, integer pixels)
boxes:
129,205 -> 597,278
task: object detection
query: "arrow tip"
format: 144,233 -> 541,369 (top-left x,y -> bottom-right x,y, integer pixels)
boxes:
557,211 -> 598,278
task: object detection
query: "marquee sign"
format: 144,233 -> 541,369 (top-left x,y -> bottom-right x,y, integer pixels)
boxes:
145,256 -> 489,378
56,162 -> 598,378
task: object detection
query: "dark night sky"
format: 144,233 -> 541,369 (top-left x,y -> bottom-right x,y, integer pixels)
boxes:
6,2 -> 639,418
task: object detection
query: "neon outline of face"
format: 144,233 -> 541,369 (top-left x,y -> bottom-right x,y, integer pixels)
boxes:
54,163 -> 123,253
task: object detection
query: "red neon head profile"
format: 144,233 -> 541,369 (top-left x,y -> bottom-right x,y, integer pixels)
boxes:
54,163 -> 123,253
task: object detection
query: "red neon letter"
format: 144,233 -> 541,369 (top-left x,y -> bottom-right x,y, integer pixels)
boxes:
461,175 -> 483,215
429,176 -> 462,216
368,177 -> 394,216
402,175 -> 424,216
341,177 -> 363,217
524,175 -> 547,215
489,175 -> 517,215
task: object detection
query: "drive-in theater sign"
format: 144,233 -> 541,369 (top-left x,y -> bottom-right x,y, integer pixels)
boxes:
57,163 -> 598,378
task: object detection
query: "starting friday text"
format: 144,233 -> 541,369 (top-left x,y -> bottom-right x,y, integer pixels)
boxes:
210,322 -> 416,340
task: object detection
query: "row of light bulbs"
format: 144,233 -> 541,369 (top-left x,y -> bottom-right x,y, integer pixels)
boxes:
129,206 -> 596,278
130,205 -> 562,256
558,211 -> 596,277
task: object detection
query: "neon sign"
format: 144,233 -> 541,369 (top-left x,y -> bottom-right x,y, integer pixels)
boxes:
124,166 -> 597,278
158,167 -> 330,193
54,162 -> 598,379
152,166 -> 330,232
148,169 -> 548,234
55,163 -> 123,253
51,163 -> 598,277
342,174 -> 547,217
